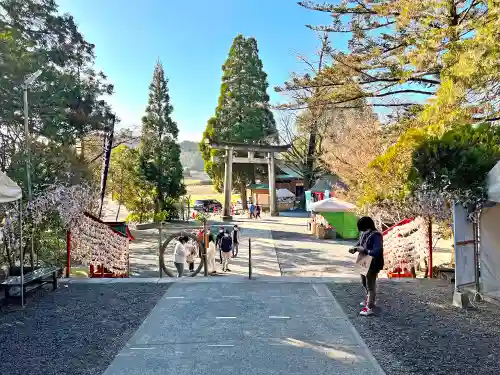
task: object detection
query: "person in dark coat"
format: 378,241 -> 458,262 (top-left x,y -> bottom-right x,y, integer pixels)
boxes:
216,226 -> 225,264
220,230 -> 233,272
255,205 -> 261,219
231,225 -> 241,258
349,216 -> 384,316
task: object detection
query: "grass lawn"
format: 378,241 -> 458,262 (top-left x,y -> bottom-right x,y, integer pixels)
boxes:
70,266 -> 89,277
183,179 -> 201,185
185,183 -> 240,204
188,193 -> 241,205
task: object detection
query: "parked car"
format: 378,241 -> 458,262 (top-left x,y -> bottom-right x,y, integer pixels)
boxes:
193,199 -> 222,213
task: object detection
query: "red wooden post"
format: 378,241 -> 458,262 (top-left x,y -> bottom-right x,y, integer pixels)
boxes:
428,218 -> 433,278
66,230 -> 71,278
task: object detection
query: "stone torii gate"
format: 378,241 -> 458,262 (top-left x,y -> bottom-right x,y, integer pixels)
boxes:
209,141 -> 291,220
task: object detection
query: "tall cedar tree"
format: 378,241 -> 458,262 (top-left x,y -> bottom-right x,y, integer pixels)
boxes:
139,60 -> 185,215
200,35 -> 277,207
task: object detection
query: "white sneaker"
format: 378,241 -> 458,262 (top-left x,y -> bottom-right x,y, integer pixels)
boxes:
360,300 -> 376,308
359,307 -> 374,316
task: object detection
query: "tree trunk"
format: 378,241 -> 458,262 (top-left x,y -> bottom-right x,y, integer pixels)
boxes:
240,183 -> 248,210
305,123 -> 318,190
115,202 -> 121,221
79,137 -> 85,161
4,238 -> 13,269
139,197 -> 144,223
155,191 -> 162,217
115,175 -> 123,221
303,176 -> 311,192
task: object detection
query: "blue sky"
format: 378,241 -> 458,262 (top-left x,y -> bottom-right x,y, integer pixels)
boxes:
57,0 -> 346,141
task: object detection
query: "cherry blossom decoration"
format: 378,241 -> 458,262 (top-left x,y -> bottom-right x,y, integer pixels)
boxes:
383,217 -> 429,273
4,182 -> 129,273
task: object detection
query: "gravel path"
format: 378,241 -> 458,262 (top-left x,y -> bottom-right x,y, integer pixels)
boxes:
0,283 -> 170,375
328,279 -> 500,375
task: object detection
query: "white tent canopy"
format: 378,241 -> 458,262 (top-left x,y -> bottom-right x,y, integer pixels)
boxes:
487,161 -> 500,203
310,197 -> 356,212
0,171 -> 24,304
480,161 -> 500,301
277,188 -> 295,199
0,171 -> 22,203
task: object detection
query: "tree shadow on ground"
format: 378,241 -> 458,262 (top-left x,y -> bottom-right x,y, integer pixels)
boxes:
271,228 -> 358,276
328,280 -> 500,375
0,284 -> 169,375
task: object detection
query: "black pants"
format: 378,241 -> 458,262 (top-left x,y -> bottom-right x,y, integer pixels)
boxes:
188,262 -> 194,272
361,269 -> 378,308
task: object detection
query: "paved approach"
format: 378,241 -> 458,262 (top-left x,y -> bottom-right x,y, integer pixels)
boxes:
102,281 -> 385,375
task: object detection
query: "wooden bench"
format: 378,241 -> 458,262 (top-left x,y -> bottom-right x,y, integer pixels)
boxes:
1,266 -> 61,302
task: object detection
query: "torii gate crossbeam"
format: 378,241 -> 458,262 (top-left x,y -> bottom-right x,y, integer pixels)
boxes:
209,141 -> 291,220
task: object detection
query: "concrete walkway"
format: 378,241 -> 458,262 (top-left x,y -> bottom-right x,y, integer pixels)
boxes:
102,281 -> 385,375
208,222 -> 281,276
126,216 -> 283,278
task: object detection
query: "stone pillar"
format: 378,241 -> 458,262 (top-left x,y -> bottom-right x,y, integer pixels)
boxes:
268,152 -> 278,216
222,148 -> 233,220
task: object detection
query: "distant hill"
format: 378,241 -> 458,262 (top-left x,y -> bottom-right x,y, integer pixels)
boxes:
180,140 -> 205,171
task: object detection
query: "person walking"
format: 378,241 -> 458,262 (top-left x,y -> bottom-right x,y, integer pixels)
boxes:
220,229 -> 233,272
173,236 -> 189,277
255,205 -> 261,219
231,225 -> 241,258
196,227 -> 205,257
216,226 -> 225,264
249,203 -> 255,219
196,227 -> 204,243
206,234 -> 217,274
186,239 -> 198,273
349,216 -> 384,316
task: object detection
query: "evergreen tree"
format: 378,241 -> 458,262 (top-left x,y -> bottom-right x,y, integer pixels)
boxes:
200,35 -> 277,205
139,60 -> 185,216
0,0 -> 114,190
294,0 -> 489,111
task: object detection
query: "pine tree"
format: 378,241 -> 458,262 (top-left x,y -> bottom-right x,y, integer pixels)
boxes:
139,60 -> 185,216
294,0 -> 488,110
200,35 -> 277,205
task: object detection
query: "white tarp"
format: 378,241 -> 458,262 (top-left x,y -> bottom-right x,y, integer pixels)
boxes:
276,189 -> 295,198
453,203 -> 476,287
277,188 -> 295,204
0,171 -> 22,203
310,197 -> 356,212
479,205 -> 500,299
487,161 -> 500,203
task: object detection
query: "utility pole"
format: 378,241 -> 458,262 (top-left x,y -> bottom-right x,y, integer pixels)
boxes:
24,70 -> 42,268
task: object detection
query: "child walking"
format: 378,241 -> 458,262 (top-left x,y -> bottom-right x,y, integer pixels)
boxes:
216,226 -> 225,264
186,239 -> 198,273
349,217 -> 384,316
249,203 -> 255,219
